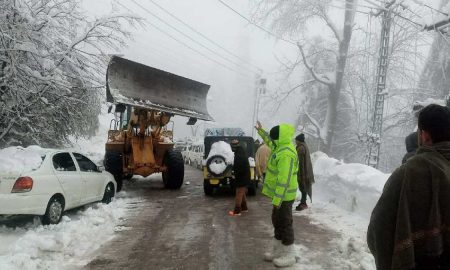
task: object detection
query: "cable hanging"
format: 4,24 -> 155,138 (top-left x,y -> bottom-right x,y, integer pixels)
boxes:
147,0 -> 263,73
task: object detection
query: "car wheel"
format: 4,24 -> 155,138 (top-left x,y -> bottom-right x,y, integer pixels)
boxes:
104,150 -> 123,192
162,149 -> 184,189
102,183 -> 115,204
41,196 -> 64,225
203,180 -> 213,196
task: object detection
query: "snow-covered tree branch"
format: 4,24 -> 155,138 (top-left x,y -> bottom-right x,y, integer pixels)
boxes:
0,0 -> 141,147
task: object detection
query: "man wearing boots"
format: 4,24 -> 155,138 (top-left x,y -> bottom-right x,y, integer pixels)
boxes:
255,121 -> 298,268
294,133 -> 315,211
367,104 -> 450,270
228,139 -> 250,216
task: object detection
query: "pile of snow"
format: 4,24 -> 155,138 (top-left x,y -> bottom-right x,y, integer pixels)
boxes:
209,161 -> 228,175
207,141 -> 234,164
292,152 -> 392,269
205,141 -> 234,175
0,146 -> 51,176
311,152 -> 390,219
0,195 -> 137,270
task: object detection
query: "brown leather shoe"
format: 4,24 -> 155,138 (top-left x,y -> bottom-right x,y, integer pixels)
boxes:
295,203 -> 308,211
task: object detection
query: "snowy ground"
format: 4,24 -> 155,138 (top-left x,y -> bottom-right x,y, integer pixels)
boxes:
0,193 -> 138,270
0,105 -> 394,269
292,152 -> 391,269
0,105 -> 128,270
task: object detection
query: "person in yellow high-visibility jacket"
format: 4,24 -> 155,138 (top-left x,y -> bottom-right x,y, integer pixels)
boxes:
255,121 -> 298,268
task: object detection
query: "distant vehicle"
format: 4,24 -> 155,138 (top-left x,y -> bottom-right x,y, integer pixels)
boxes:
0,151 -> 117,225
181,144 -> 192,164
202,136 -> 258,196
189,143 -> 204,169
173,142 -> 187,152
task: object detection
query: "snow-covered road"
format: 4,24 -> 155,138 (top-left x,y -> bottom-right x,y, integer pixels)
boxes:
0,194 -> 138,270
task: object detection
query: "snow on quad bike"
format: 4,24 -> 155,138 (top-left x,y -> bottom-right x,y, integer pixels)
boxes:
202,135 -> 258,196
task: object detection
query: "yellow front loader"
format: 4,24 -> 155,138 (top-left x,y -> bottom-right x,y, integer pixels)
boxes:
104,56 -> 213,191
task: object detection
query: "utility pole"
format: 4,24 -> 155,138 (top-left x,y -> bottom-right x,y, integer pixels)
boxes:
366,1 -> 395,168
251,76 -> 266,138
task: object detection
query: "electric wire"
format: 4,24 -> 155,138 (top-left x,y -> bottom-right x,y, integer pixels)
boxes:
120,1 -> 253,77
129,0 -> 258,75
216,0 -> 298,46
147,0 -> 263,73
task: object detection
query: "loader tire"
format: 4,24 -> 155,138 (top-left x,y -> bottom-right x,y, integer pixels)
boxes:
162,150 -> 184,189
104,151 -> 124,192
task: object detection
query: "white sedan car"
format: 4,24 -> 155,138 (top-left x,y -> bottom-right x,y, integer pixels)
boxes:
0,151 -> 117,225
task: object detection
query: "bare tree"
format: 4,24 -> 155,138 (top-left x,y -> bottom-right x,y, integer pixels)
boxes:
252,0 -> 357,154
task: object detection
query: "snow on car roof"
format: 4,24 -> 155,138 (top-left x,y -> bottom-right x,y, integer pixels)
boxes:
0,146 -> 53,176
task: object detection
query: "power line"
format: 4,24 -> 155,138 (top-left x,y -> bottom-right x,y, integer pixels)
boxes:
130,0 -> 258,75
147,0 -> 263,73
333,0 -> 381,11
328,3 -> 373,15
410,0 -> 448,16
216,0 -> 298,46
119,1 -> 251,77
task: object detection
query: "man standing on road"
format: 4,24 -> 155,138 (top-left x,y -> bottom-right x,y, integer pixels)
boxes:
228,139 -> 250,216
367,104 -> 450,270
255,121 -> 298,268
294,133 -> 315,211
255,142 -> 271,181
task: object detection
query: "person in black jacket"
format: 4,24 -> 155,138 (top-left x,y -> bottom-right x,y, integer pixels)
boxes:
228,139 -> 251,216
402,131 -> 418,164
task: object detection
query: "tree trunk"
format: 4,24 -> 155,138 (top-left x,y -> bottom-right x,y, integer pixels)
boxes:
322,0 -> 356,154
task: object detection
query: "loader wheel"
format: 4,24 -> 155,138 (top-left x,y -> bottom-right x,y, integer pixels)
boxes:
203,180 -> 214,196
104,151 -> 124,192
162,150 -> 184,189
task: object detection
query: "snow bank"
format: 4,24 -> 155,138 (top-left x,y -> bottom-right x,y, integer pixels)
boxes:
0,195 -> 136,270
311,152 -> 390,219
292,152 -> 392,269
0,146 -> 51,176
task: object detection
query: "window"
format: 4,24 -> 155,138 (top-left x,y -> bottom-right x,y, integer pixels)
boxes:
73,153 -> 98,172
53,153 -> 76,171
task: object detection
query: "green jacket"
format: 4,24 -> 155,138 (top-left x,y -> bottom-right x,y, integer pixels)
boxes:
258,124 -> 298,206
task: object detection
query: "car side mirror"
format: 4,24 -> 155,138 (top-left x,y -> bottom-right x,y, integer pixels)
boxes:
97,165 -> 105,172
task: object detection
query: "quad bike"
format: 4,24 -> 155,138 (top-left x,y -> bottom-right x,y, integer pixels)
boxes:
104,56 -> 213,191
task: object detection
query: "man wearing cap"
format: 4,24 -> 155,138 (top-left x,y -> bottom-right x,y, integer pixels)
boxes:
294,133 -> 315,211
255,121 -> 298,268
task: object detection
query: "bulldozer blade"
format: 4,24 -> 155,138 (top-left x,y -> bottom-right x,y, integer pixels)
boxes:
106,56 -> 213,121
